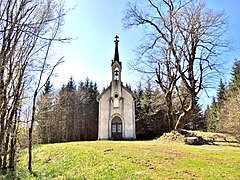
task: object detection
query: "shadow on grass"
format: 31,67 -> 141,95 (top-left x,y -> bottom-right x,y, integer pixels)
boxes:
208,141 -> 240,148
1,168 -> 20,180
0,168 -> 39,180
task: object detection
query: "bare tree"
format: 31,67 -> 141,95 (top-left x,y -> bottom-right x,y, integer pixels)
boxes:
28,2 -> 66,170
0,0 -> 68,170
123,0 -> 229,130
0,0 -> 37,169
28,59 -> 63,173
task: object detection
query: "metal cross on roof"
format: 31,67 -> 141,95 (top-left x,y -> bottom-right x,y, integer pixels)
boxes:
114,35 -> 119,43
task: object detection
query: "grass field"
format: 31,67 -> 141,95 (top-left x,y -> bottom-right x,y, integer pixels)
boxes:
2,136 -> 240,179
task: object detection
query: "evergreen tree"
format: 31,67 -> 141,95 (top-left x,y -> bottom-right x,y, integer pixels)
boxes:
36,77 -> 99,143
66,76 -> 76,91
217,92 -> 240,140
217,59 -> 240,140
216,79 -> 226,107
135,81 -> 168,139
231,60 -> 240,88
204,79 -> 228,133
134,82 -> 144,124
228,59 -> 240,96
43,79 -> 53,95
36,79 -> 54,143
141,81 -> 154,115
204,97 -> 219,132
77,78 -> 99,140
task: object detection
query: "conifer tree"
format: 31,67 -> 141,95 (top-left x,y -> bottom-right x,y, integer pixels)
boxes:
217,60 -> 240,140
141,82 -> 154,115
229,60 -> 240,94
135,81 -> 168,139
43,79 -> 53,95
205,97 -> 219,132
36,78 -> 99,142
36,79 -> 54,143
217,79 -> 226,107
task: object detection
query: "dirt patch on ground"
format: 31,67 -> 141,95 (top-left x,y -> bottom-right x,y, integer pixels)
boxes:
157,130 -> 240,147
158,130 -> 186,143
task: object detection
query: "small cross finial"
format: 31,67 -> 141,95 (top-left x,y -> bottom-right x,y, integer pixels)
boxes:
113,35 -> 120,63
114,35 -> 119,43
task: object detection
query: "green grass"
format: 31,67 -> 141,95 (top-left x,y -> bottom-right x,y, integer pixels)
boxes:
2,140 -> 240,179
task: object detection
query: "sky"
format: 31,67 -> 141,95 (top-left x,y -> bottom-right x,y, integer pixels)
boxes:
52,0 -> 240,107
53,0 -> 142,90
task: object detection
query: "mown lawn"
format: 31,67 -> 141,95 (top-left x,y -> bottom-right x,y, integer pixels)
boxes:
2,140 -> 240,179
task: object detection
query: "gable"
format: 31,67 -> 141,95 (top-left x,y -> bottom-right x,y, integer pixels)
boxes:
122,85 -> 136,100
97,84 -> 136,102
97,85 -> 111,101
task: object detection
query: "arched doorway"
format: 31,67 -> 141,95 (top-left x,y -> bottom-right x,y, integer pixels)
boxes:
111,117 -> 122,140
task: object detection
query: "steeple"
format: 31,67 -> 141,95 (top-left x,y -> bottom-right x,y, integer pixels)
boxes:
97,35 -> 136,140
111,35 -> 122,83
114,35 -> 119,62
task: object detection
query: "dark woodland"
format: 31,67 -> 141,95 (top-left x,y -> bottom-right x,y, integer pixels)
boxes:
36,78 -> 99,144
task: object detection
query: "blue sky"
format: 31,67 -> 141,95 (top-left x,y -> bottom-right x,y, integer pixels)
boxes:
52,0 -> 240,106
53,0 -> 142,90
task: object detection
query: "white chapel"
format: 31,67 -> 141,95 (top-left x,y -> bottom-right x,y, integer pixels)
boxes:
97,36 -> 136,140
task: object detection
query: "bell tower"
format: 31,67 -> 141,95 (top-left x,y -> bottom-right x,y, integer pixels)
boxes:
111,35 -> 122,98
111,35 -> 122,82
97,35 -> 136,140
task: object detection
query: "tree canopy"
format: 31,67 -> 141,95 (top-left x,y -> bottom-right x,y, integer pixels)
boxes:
123,0 -> 229,130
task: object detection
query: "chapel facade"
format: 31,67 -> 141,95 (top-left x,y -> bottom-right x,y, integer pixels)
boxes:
97,36 -> 136,140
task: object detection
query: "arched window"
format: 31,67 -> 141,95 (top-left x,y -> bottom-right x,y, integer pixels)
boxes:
114,67 -> 119,81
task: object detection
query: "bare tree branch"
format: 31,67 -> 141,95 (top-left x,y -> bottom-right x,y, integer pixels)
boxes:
123,0 -> 229,130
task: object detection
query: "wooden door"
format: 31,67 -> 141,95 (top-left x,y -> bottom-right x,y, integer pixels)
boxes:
111,117 -> 122,140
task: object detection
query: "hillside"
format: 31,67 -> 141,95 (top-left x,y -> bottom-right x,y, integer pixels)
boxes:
3,133 -> 240,179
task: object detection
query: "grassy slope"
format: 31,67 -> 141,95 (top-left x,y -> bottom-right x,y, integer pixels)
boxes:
3,138 -> 240,179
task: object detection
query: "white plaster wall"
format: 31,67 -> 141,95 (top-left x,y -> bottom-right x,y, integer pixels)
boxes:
98,89 -> 111,139
122,88 -> 136,139
98,86 -> 135,140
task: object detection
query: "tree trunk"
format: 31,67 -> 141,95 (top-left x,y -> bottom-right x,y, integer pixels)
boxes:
9,113 -> 19,169
166,93 -> 174,131
28,93 -> 37,172
2,128 -> 10,169
175,105 -> 193,129
0,111 -> 7,168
